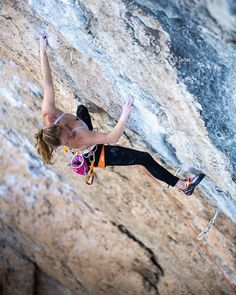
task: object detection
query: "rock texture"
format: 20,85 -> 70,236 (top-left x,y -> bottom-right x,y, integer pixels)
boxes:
0,0 -> 236,294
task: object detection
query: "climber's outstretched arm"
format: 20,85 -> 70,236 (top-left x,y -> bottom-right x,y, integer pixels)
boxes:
39,34 -> 61,125
75,98 -> 134,146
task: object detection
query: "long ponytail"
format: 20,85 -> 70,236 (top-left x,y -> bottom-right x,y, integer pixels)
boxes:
34,124 -> 62,164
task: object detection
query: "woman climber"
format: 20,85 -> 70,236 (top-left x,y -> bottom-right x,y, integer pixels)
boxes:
35,34 -> 204,194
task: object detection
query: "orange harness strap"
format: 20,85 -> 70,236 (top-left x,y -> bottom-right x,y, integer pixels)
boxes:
86,145 -> 105,185
98,144 -> 105,168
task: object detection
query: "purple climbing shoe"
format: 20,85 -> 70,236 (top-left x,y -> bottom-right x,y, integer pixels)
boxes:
183,174 -> 205,195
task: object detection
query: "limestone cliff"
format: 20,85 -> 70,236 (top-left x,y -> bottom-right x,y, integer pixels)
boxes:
0,1 -> 235,294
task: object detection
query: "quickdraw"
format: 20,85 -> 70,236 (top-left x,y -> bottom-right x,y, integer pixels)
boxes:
198,207 -> 220,240
85,145 -> 105,184
85,153 -> 95,185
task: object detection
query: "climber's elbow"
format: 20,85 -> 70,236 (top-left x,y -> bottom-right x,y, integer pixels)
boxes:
107,133 -> 119,144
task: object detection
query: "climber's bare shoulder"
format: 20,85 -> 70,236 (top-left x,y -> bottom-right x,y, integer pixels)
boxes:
43,109 -> 75,127
43,109 -> 61,126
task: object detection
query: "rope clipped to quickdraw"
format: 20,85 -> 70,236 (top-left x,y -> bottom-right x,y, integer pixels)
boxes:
170,196 -> 236,293
162,166 -> 221,240
198,207 -> 220,240
159,165 -> 235,292
162,167 -> 182,191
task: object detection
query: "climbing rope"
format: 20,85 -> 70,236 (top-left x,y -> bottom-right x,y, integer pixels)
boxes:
143,164 -> 235,292
198,207 -> 221,240
169,194 -> 236,293
163,169 -> 220,239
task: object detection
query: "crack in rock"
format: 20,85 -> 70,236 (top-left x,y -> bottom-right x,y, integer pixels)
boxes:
112,222 -> 164,295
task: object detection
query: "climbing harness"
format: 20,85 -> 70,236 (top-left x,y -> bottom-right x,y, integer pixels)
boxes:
197,207 -> 221,240
65,144 -> 105,185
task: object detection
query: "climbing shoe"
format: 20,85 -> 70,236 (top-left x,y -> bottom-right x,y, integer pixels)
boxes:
183,174 -> 205,195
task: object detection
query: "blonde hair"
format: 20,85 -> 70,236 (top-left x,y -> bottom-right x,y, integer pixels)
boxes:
34,124 -> 62,164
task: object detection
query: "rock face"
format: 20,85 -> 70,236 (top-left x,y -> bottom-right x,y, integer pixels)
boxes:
0,1 -> 236,295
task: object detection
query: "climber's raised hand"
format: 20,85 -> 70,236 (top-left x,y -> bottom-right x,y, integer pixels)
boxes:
39,33 -> 48,55
121,97 -> 134,122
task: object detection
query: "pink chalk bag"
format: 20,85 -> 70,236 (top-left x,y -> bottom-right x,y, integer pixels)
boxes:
70,153 -> 89,176
66,145 -> 105,185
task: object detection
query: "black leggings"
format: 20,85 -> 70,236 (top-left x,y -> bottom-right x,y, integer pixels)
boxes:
76,105 -> 179,187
